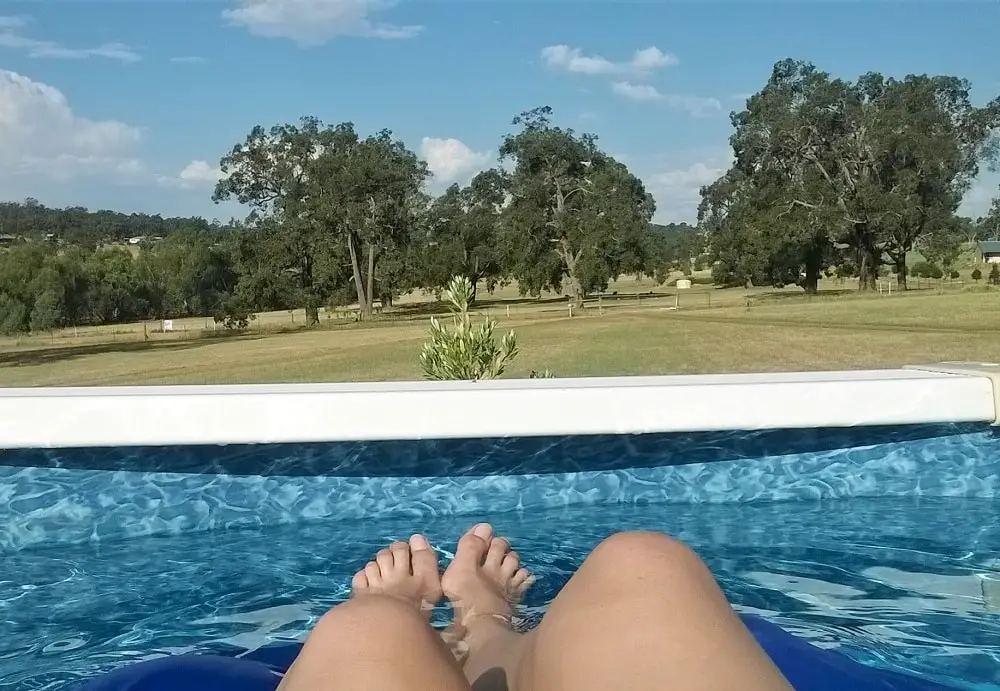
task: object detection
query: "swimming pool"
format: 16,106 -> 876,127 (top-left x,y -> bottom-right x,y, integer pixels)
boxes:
2,371 -> 999,690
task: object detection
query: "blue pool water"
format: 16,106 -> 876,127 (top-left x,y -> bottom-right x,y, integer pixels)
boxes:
1,424 -> 999,690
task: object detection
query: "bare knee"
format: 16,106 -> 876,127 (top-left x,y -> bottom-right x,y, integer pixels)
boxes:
583,531 -> 711,586
311,596 -> 428,645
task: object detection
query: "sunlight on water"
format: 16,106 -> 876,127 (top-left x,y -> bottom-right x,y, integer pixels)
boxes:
2,496 -> 999,690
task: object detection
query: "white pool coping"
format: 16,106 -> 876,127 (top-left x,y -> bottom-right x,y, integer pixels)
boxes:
0,366 -> 996,449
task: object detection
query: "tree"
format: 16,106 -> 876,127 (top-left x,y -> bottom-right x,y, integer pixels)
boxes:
420,169 -> 507,302
699,165 -> 835,292
499,107 -> 655,307
727,59 -> 1000,291
320,129 -> 429,317
981,189 -> 1000,241
419,275 -> 518,380
991,264 -> 1000,286
973,268 -> 983,282
0,199 -> 220,246
214,118 -> 348,325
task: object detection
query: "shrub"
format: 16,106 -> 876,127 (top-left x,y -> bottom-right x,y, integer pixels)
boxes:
835,263 -> 857,279
972,268 -> 983,282
910,261 -> 943,279
420,275 -> 518,381
949,270 -> 960,280
991,264 -> 1000,286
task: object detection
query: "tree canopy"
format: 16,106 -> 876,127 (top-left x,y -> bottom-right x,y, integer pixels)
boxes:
2,67 -> 999,335
705,59 -> 1000,291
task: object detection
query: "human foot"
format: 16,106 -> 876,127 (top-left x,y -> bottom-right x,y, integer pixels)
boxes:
441,523 -> 535,638
351,534 -> 443,616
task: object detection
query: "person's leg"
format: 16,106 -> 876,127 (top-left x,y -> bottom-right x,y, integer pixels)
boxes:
278,535 -> 471,691
440,524 -> 536,690
515,530 -> 793,691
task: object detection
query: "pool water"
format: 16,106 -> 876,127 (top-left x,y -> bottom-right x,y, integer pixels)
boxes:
3,496 -> 999,690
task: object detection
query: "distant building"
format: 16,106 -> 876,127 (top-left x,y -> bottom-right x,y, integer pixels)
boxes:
0,235 -> 20,248
977,241 -> 1000,264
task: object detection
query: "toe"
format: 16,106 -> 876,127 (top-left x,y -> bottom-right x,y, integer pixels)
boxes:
500,550 -> 520,579
389,541 -> 411,573
375,548 -> 394,574
409,534 -> 442,601
510,568 -> 534,593
485,537 -> 511,570
364,561 -> 382,587
471,523 -> 494,543
351,569 -> 369,592
409,534 -> 439,575
453,524 -> 492,568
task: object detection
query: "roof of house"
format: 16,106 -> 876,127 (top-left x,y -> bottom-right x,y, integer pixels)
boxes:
978,241 -> 1000,254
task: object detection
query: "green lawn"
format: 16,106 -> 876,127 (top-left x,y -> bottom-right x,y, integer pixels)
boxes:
1,281 -> 997,387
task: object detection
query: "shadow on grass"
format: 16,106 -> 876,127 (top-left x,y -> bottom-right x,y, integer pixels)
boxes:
752,289 -> 856,303
387,295 -> 569,318
0,334 -> 266,368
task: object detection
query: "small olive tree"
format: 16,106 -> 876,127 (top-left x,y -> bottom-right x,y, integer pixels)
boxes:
419,275 -> 518,380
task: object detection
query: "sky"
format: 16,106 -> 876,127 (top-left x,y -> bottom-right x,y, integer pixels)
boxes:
1,0 -> 998,225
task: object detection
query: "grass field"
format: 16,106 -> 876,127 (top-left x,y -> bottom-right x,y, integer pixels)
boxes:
1,275 -> 997,387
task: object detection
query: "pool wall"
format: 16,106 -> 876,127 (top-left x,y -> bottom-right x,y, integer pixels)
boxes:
2,366 -> 999,554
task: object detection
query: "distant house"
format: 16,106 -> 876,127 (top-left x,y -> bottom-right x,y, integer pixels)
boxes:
0,234 -> 20,248
977,241 -> 1000,264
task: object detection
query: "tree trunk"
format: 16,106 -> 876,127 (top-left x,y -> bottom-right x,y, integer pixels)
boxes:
852,223 -> 880,292
801,267 -> 819,294
857,258 -> 879,291
346,232 -> 370,317
365,243 -> 375,317
894,255 -> 908,290
801,241 -> 822,294
301,254 -> 319,325
563,257 -> 584,308
469,257 -> 480,305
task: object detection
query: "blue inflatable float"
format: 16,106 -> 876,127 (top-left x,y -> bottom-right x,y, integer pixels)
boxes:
76,615 -> 954,691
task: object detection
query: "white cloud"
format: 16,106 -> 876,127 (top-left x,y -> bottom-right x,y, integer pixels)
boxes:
611,82 -> 722,117
420,137 -> 491,184
0,69 -> 144,181
541,44 -> 677,77
0,16 -> 26,29
170,56 -> 206,64
612,81 -> 663,102
223,0 -> 422,45
663,94 -> 722,118
0,17 -> 140,62
177,160 -> 225,188
960,171 -> 1000,219
644,148 -> 734,222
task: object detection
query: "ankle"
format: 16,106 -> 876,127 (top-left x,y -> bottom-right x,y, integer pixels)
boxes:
463,611 -> 515,649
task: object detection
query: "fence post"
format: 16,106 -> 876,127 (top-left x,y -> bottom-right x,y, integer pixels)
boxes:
506,305 -> 510,318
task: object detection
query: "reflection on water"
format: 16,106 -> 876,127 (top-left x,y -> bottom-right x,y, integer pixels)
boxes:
2,497 -> 998,690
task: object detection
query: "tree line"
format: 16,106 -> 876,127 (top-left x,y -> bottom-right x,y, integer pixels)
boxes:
1,58 -> 999,335
0,106 -> 698,334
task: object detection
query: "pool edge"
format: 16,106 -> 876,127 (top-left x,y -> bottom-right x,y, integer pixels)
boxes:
1,365 -> 996,449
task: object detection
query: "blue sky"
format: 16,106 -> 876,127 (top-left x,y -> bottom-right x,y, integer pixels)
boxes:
1,0 -> 998,224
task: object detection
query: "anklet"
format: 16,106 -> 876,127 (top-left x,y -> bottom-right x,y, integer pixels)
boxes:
465,611 -> 513,627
